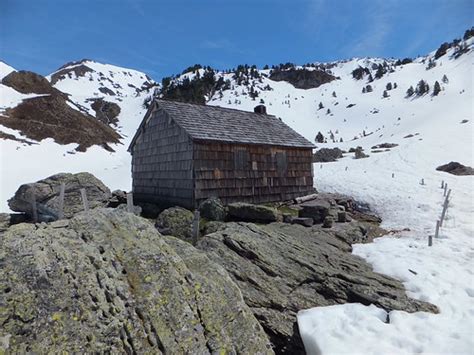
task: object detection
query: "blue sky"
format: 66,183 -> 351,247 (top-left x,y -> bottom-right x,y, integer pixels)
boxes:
0,0 -> 472,80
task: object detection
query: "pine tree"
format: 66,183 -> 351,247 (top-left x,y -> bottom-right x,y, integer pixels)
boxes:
315,131 -> 325,143
367,73 -> 374,82
406,86 -> 414,97
386,82 -> 392,91
366,85 -> 373,93
383,90 -> 389,98
362,87 -> 366,93
318,102 -> 324,110
332,91 -> 337,98
326,108 -> 331,115
442,74 -> 449,84
393,82 -> 397,89
433,81 -> 441,96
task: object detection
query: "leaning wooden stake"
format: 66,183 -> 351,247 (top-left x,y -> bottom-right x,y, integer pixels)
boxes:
444,184 -> 448,196
57,183 -> 66,219
126,193 -> 134,213
439,189 -> 451,227
80,188 -> 89,212
30,192 -> 38,223
192,210 -> 200,245
434,220 -> 440,240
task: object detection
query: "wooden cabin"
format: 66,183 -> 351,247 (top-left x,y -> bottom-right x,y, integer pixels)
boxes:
128,99 -> 315,209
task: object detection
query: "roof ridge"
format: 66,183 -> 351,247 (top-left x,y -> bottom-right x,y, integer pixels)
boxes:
155,98 -> 277,117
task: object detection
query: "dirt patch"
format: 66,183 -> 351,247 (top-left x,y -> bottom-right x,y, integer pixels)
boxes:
1,95 -> 121,151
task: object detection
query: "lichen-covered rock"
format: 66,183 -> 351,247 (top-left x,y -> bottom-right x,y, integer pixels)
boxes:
155,206 -> 194,242
193,222 -> 438,353
199,197 -> 227,221
227,203 -> 278,223
7,172 -> 111,220
0,209 -> 273,354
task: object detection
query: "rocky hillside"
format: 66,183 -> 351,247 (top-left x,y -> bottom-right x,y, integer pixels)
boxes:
0,170 -> 437,353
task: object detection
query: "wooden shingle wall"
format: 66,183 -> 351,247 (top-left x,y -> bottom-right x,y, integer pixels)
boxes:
131,109 -> 195,208
193,141 -> 314,206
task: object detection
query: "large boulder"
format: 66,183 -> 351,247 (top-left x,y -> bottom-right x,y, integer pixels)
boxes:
298,200 -> 331,223
436,161 -> 474,176
227,203 -> 278,223
156,207 -> 194,242
192,222 -> 438,353
0,209 -> 273,354
199,197 -> 227,221
8,172 -> 111,220
312,147 -> 343,162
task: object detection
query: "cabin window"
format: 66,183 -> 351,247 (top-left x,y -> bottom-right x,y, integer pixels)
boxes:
234,149 -> 249,170
276,152 -> 288,173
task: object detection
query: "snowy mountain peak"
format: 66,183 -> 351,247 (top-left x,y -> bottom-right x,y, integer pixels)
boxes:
0,61 -> 16,80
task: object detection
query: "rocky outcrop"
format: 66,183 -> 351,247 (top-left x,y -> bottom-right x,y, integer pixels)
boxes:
8,172 -> 111,220
227,203 -> 278,223
1,70 -> 63,96
193,222 -> 438,353
436,161 -> 474,176
269,68 -> 336,89
90,98 -> 121,126
312,147 -> 343,162
156,207 -> 194,242
1,94 -> 120,151
0,209 -> 273,354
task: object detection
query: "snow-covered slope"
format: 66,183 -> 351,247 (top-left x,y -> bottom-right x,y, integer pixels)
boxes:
0,60 -> 157,211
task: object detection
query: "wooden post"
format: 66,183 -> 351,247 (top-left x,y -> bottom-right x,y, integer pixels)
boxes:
126,193 -> 134,213
30,192 -> 38,223
439,191 -> 451,227
57,183 -> 65,219
443,184 -> 447,196
434,220 -> 440,239
441,180 -> 444,189
192,210 -> 200,245
80,188 -> 89,212
420,178 -> 425,185
392,173 -> 395,178
428,234 -> 433,247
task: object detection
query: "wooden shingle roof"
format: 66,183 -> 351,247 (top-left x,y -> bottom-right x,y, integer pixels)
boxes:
129,99 -> 315,150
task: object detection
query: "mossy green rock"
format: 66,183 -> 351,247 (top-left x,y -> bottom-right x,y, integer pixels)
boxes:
0,209 -> 273,354
156,206 -> 194,242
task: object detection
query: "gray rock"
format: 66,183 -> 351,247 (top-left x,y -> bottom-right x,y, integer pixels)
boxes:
199,197 -> 226,221
0,209 -> 273,354
8,172 -> 111,219
116,203 -> 142,216
337,211 -> 347,223
291,217 -> 314,227
227,203 -> 278,223
436,161 -> 474,176
192,222 -> 438,353
322,216 -> 334,228
0,213 -> 10,232
298,200 -> 331,223
354,147 -> 369,159
282,214 -> 294,224
156,206 -> 194,242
